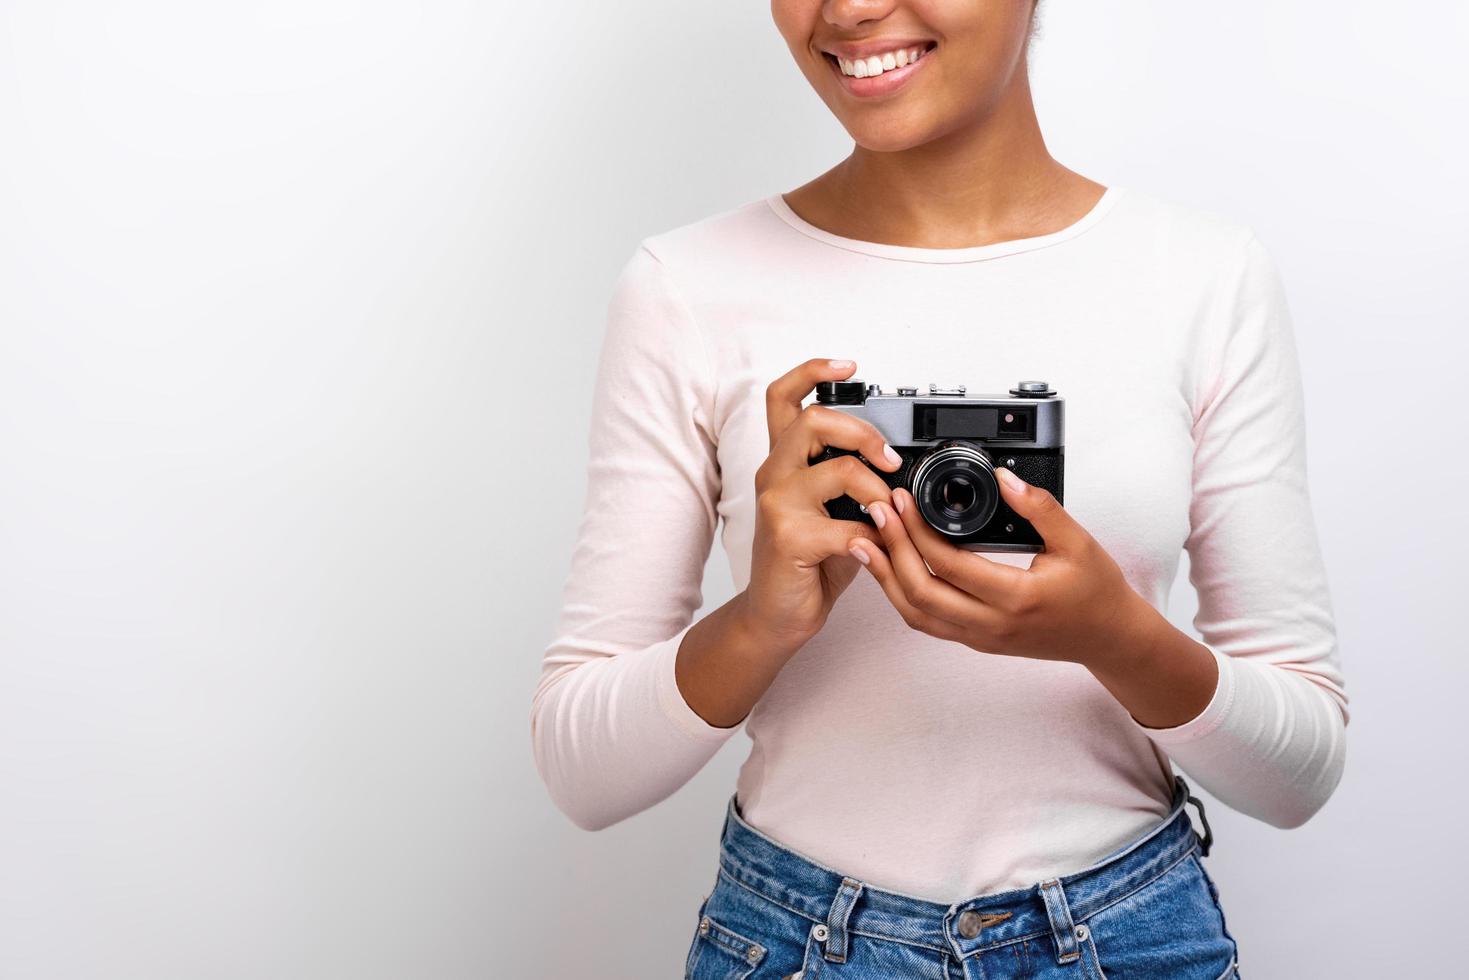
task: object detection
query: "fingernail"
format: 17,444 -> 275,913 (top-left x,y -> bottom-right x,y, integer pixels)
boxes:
828,359 -> 854,370
893,491 -> 905,515
848,543 -> 870,565
882,444 -> 901,467
868,501 -> 886,529
997,467 -> 1026,494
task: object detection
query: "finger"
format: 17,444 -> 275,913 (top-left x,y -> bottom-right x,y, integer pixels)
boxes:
866,499 -> 998,628
771,513 -> 885,568
994,467 -> 1088,554
765,358 -> 859,450
891,487 -> 1028,603
847,538 -> 967,642
810,520 -> 885,563
763,404 -> 901,484
787,453 -> 896,514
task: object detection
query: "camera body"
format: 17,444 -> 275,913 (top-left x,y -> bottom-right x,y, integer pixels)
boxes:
811,379 -> 1065,553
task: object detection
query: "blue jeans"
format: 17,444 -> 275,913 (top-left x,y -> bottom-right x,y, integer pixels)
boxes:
684,776 -> 1239,980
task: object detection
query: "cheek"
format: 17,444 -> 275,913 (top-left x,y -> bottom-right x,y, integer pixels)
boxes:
768,0 -> 813,50
927,0 -> 1033,87
941,30 -> 1025,99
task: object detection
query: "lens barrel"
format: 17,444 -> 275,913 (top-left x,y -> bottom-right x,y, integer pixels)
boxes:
908,440 -> 999,537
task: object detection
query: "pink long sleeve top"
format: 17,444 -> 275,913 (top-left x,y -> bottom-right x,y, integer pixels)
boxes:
530,185 -> 1349,902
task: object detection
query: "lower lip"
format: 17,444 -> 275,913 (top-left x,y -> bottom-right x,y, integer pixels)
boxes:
826,47 -> 933,98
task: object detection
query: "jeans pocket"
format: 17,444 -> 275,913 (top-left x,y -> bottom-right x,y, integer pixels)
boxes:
782,925 -> 826,980
684,907 -> 766,980
1075,922 -> 1109,980
1083,848 -> 1237,980
684,873 -> 828,980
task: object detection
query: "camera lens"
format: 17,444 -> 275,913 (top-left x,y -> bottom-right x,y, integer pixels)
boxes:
941,475 -> 977,516
908,441 -> 998,538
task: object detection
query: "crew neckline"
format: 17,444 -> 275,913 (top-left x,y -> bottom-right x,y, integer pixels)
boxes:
763,185 -> 1122,264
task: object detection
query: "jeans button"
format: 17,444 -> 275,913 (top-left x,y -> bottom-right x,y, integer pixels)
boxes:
957,910 -> 983,939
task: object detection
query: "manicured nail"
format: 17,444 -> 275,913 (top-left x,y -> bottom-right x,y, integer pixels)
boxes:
893,491 -> 906,515
869,501 -> 886,529
996,467 -> 1026,494
882,444 -> 901,467
828,359 -> 854,370
848,543 -> 870,565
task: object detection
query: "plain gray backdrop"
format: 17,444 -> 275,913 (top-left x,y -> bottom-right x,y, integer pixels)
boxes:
1,1 -> 1465,977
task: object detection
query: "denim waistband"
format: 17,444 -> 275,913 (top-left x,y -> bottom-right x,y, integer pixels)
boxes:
716,775 -> 1211,962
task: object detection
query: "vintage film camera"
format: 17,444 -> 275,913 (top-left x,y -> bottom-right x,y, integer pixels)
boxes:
811,379 -> 1064,553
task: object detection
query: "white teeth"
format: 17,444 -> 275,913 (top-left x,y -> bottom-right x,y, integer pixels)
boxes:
837,45 -> 928,78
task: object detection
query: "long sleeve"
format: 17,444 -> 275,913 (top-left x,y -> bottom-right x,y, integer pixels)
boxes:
1131,233 -> 1349,829
529,243 -> 738,831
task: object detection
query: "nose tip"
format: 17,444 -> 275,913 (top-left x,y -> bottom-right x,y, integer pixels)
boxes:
822,0 -> 900,32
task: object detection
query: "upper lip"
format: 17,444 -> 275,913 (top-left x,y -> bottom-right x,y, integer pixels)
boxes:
818,38 -> 936,61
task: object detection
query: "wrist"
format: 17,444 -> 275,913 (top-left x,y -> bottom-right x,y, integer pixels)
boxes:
1083,589 -> 1165,676
1081,589 -> 1220,729
732,590 -> 816,663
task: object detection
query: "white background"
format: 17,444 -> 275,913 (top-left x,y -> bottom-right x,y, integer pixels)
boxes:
1,2 -> 1465,977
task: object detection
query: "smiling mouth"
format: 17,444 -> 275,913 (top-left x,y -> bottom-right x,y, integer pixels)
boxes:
821,41 -> 937,79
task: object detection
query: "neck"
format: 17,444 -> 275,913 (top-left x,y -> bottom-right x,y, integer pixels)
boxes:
791,65 -> 1100,249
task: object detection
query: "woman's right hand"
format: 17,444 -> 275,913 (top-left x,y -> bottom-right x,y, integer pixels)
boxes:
739,358 -> 902,656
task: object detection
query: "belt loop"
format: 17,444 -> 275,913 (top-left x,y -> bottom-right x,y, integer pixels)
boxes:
1188,790 -> 1214,857
1173,774 -> 1213,857
1038,878 -> 1081,965
822,876 -> 864,963
1172,774 -> 1189,810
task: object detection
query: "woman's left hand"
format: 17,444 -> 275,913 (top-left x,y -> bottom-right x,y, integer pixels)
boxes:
847,467 -> 1149,668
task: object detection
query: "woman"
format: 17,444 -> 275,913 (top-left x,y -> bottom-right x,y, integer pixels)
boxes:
532,1 -> 1348,977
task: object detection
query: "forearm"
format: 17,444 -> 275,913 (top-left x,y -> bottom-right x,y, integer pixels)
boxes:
675,591 -> 806,728
1084,592 -> 1218,729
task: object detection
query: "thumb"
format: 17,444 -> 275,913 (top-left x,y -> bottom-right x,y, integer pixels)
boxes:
995,467 -> 1084,553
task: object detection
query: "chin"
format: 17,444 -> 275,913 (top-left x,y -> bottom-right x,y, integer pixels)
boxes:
842,119 -> 936,153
